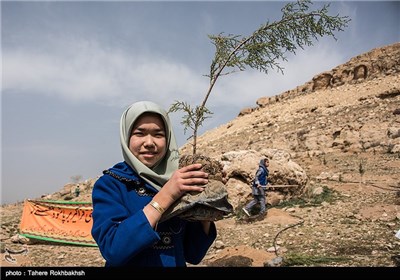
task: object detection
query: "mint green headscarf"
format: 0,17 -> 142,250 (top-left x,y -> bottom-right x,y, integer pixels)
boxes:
120,101 -> 179,191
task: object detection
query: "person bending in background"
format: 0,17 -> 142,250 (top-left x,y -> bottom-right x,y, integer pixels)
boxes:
91,101 -> 216,267
242,157 -> 269,217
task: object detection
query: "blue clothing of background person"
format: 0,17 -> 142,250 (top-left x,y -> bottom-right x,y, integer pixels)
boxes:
91,101 -> 216,267
242,158 -> 269,217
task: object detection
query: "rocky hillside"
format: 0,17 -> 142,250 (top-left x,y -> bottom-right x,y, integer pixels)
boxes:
1,42 -> 399,268
184,42 -> 400,154
181,42 -> 400,198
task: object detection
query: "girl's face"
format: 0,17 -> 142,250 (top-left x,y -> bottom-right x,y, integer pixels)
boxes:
129,113 -> 167,168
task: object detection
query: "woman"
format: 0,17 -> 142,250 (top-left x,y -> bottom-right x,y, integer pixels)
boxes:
242,157 -> 269,217
91,101 -> 216,267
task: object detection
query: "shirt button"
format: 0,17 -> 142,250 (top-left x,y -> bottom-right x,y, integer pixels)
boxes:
162,236 -> 172,245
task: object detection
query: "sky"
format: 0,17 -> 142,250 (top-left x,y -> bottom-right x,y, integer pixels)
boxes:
1,0 -> 399,205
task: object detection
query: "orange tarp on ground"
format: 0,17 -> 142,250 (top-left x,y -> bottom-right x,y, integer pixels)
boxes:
19,199 -> 97,246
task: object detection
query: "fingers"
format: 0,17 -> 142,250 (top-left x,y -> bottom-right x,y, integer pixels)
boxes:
162,163 -> 209,201
179,163 -> 208,178
181,176 -> 208,187
179,163 -> 204,172
175,163 -> 209,187
181,170 -> 208,180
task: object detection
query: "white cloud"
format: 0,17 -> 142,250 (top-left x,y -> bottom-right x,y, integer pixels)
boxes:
3,40 -> 207,108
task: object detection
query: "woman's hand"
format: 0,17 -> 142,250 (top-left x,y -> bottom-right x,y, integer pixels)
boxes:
144,163 -> 208,228
162,163 -> 209,203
